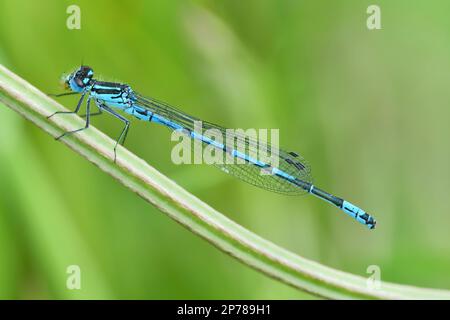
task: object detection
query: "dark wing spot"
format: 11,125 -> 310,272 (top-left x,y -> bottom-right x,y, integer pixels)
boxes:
288,151 -> 299,157
293,161 -> 305,171
285,158 -> 294,165
285,158 -> 306,171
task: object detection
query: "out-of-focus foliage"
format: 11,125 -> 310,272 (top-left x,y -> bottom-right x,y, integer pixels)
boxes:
0,0 -> 449,299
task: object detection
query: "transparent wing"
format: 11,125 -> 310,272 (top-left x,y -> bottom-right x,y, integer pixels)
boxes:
133,92 -> 312,195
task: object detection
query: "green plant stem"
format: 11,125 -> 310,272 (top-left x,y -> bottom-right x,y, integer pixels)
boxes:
1,64 -> 449,299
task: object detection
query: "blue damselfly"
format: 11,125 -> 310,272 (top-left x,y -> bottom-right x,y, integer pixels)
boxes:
48,66 -> 376,229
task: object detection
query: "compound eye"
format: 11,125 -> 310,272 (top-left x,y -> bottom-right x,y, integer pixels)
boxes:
75,77 -> 84,87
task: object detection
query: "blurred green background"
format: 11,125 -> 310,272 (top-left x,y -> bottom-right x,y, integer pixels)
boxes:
1,0 -> 450,299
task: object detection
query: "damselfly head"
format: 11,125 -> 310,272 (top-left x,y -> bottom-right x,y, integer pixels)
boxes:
64,66 -> 94,92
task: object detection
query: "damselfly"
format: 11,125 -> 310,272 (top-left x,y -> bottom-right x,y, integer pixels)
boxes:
48,66 -> 376,229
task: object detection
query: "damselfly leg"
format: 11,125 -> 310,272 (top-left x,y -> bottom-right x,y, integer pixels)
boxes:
49,91 -> 102,118
47,91 -> 86,119
55,97 -> 92,141
96,101 -> 130,162
48,92 -> 79,98
80,108 -> 102,118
